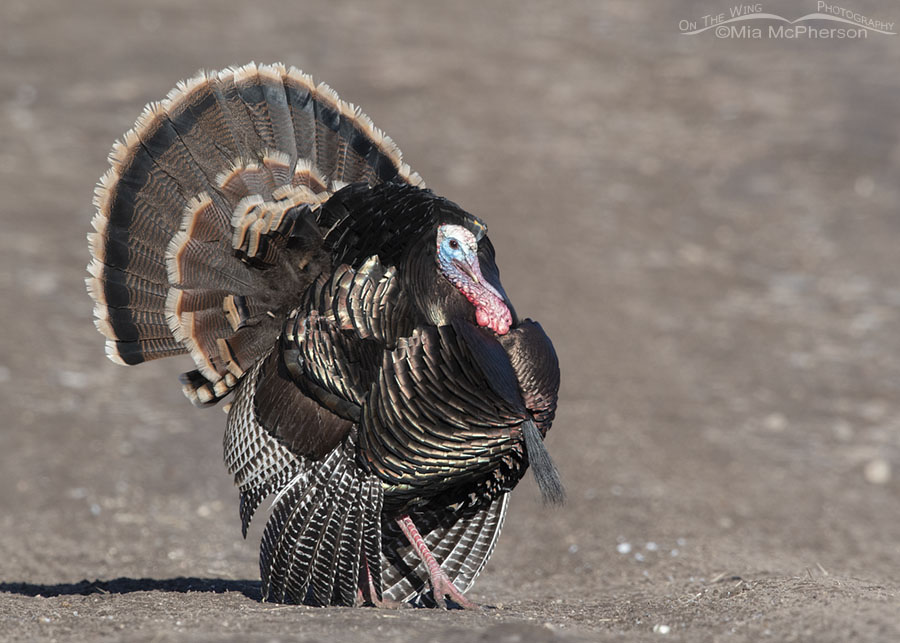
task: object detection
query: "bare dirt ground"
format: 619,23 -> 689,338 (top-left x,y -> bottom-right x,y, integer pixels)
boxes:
1,1 -> 899,641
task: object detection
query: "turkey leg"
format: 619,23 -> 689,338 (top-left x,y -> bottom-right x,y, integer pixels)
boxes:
396,514 -> 479,609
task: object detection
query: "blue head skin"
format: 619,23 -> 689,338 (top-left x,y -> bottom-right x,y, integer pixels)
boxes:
435,224 -> 512,335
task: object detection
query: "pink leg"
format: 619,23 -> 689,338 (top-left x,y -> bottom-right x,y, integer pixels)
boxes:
396,514 -> 479,609
356,555 -> 377,606
356,554 -> 407,609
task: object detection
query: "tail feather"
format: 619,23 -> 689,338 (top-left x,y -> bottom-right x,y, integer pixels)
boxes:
94,307 -> 172,343
174,308 -> 235,381
88,228 -> 168,285
165,231 -> 253,291
107,337 -> 186,366
137,102 -> 214,199
176,193 -> 232,245
312,90 -> 340,183
88,261 -> 168,306
182,368 -> 235,406
291,159 -> 329,194
238,64 -> 298,163
165,73 -> 249,185
218,326 -> 277,378
102,167 -> 184,250
283,70 -> 317,162
215,69 -> 273,165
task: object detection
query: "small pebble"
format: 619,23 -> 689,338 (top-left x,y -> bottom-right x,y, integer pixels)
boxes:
653,624 -> 671,634
763,413 -> 787,432
617,542 -> 632,554
864,459 -> 891,485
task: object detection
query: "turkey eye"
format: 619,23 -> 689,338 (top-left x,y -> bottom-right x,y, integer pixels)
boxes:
449,239 -> 459,250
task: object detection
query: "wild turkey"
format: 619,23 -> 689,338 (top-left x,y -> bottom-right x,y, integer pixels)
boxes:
86,62 -> 562,608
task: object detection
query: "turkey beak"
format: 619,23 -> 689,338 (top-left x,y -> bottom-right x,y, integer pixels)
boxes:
455,258 -> 480,284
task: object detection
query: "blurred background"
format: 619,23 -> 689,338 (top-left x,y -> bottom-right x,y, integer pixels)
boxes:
0,1 -> 898,641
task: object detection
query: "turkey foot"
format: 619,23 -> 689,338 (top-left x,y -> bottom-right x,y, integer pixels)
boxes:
396,514 -> 480,609
356,557 -> 410,609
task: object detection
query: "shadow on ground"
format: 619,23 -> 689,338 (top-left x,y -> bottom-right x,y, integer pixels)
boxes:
0,578 -> 261,600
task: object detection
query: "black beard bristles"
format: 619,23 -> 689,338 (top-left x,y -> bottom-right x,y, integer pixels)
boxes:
522,419 -> 565,505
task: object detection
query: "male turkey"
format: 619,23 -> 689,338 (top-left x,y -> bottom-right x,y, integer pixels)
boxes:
86,62 -> 562,608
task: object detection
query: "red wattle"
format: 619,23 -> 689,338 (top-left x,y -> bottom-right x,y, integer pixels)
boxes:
473,293 -> 511,335
476,307 -> 491,328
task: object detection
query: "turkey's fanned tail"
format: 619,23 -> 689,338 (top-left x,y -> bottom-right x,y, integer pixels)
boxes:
87,63 -> 425,405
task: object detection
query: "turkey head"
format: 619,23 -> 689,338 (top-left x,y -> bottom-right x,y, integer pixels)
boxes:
434,224 -> 512,335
